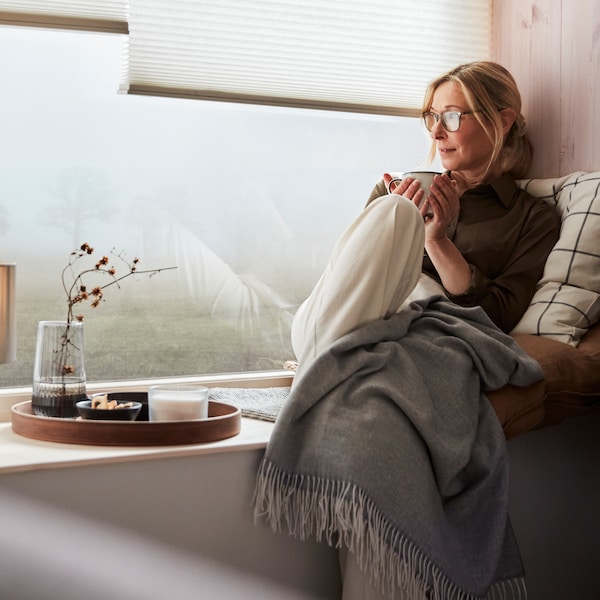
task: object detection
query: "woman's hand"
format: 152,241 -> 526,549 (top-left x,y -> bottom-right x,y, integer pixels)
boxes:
382,172 -> 469,295
382,173 -> 459,239
423,174 -> 471,295
383,173 -> 425,206
424,173 -> 460,240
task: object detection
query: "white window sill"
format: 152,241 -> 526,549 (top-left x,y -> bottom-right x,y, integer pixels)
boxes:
0,416 -> 275,475
0,370 -> 292,475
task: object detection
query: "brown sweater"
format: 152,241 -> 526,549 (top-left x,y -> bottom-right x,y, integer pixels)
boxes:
366,174 -> 561,333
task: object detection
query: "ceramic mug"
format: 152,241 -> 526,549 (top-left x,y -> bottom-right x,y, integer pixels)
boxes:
386,170 -> 442,216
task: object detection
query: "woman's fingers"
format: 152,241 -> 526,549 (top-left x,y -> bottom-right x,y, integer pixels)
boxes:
387,176 -> 423,200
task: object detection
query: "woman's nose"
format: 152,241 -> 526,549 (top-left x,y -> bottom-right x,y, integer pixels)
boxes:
430,119 -> 446,138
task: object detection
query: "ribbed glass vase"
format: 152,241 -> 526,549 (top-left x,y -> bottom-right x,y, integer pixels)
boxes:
32,320 -> 87,418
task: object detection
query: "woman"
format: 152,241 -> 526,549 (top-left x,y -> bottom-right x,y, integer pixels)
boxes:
286,61 -> 560,599
291,61 -> 560,381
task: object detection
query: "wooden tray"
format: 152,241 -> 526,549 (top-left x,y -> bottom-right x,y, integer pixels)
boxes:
11,400 -> 241,447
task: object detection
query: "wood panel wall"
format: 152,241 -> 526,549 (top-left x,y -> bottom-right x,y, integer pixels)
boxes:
492,0 -> 600,177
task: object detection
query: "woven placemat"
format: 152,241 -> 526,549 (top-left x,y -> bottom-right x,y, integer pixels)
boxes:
208,386 -> 291,422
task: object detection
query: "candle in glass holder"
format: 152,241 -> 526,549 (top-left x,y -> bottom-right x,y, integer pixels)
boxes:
148,384 -> 209,421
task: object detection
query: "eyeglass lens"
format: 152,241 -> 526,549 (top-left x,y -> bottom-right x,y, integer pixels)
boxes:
423,111 -> 461,132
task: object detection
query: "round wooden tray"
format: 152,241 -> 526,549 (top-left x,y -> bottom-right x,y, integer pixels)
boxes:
11,400 -> 241,446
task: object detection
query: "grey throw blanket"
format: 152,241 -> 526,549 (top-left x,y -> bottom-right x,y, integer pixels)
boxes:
254,296 -> 544,599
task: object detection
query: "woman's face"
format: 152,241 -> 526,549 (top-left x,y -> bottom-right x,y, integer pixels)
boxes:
429,81 -> 495,180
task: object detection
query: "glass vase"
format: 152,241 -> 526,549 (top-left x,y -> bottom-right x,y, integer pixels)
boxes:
32,320 -> 87,418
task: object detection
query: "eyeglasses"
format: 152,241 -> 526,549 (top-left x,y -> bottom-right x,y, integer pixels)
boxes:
422,110 -> 479,132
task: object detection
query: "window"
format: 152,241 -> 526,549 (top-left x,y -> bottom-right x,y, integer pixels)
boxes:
0,25 -> 433,387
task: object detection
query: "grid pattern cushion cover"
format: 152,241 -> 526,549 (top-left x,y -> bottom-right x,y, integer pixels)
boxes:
511,171 -> 600,346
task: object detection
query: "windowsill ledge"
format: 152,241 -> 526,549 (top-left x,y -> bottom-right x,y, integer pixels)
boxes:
0,370 -> 292,475
0,416 -> 275,475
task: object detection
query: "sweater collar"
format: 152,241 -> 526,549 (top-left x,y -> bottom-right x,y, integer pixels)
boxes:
459,173 -> 517,209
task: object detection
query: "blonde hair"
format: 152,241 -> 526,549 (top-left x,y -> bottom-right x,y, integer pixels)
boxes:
422,61 -> 532,179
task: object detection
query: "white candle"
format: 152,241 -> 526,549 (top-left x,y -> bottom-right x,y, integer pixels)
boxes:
148,384 -> 209,421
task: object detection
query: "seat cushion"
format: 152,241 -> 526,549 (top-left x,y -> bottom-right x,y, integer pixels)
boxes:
488,322 -> 600,438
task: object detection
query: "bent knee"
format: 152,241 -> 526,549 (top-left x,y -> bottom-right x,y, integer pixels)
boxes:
367,194 -> 422,227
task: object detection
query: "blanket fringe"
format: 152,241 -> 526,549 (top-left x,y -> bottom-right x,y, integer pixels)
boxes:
254,459 -> 527,600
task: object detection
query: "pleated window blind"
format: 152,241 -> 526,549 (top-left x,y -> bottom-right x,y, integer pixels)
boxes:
1,1 -> 491,116
122,0 -> 491,116
0,1 -> 127,33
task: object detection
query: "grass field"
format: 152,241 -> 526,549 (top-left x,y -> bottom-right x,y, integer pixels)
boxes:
0,289 -> 295,388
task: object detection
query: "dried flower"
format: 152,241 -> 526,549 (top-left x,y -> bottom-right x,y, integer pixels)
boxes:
62,243 -> 177,325
33,244 -> 176,417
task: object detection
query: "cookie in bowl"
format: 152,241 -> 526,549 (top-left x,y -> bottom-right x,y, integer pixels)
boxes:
76,394 -> 142,421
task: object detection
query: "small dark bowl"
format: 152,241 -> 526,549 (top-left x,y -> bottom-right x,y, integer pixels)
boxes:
87,392 -> 149,421
76,399 -> 142,421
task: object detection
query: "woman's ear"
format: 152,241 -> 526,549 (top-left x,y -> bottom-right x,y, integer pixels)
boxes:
499,108 -> 516,135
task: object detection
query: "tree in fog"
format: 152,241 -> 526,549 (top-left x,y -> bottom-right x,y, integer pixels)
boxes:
40,168 -> 116,246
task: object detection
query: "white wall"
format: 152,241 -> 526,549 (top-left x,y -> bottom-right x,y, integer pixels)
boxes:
0,449 -> 341,599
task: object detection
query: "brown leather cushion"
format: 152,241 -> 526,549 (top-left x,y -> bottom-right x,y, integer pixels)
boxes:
488,322 -> 600,439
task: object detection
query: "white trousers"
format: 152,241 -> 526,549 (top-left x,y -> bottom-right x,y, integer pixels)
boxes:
290,195 -> 444,598
291,194 -> 444,382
